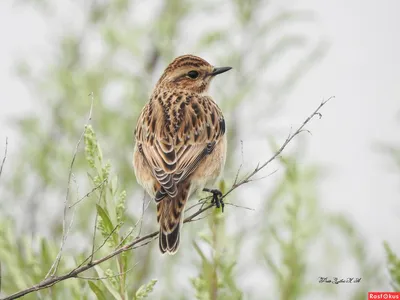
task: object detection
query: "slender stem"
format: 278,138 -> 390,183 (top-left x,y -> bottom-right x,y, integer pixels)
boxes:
1,97 -> 333,300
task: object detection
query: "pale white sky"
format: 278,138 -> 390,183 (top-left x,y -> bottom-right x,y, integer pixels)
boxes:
293,0 -> 400,252
0,0 -> 399,297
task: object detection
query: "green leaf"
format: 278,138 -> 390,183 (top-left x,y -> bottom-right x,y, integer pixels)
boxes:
96,204 -> 115,234
135,279 -> 158,299
94,265 -> 123,300
88,281 -> 107,300
96,204 -> 119,246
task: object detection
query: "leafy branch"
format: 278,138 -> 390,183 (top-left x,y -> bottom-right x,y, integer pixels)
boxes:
1,97 -> 333,300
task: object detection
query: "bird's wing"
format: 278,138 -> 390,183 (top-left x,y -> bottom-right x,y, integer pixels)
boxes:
135,93 -> 226,200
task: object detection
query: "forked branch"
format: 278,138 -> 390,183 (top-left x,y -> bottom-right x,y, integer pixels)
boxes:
1,97 -> 333,300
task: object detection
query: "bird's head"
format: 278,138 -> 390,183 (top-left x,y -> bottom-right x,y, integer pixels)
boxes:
156,54 -> 232,93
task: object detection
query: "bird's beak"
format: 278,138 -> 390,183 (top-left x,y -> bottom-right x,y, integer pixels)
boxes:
211,66 -> 232,76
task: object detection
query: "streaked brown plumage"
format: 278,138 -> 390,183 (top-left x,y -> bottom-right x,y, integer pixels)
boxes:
133,54 -> 231,254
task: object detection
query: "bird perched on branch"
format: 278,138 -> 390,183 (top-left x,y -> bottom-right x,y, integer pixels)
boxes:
133,54 -> 231,254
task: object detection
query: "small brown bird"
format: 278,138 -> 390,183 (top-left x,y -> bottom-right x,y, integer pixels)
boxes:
133,54 -> 231,254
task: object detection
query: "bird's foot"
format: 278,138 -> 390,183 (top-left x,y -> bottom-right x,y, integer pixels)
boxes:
203,188 -> 224,213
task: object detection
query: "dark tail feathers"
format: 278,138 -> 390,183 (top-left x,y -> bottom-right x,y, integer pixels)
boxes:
159,223 -> 181,254
157,185 -> 188,255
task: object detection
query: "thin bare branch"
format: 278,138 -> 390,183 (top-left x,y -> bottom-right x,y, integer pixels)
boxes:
76,263 -> 138,281
89,182 -> 106,264
0,137 -> 8,180
185,199 -> 207,212
233,140 -> 244,185
77,223 -> 121,270
137,191 -> 148,238
69,179 -> 107,208
224,97 -> 334,198
2,97 -> 333,300
245,169 -> 279,184
131,235 -> 158,250
116,228 -> 136,250
71,173 -> 80,201
45,93 -> 95,278
2,230 -> 158,300
186,212 -> 214,223
224,203 -> 255,211
116,193 -> 151,249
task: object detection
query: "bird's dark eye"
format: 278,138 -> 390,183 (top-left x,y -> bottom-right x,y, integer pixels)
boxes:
187,70 -> 199,79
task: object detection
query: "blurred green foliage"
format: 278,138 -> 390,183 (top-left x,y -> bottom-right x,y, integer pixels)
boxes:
384,242 -> 400,292
0,0 -> 389,299
380,119 -> 400,294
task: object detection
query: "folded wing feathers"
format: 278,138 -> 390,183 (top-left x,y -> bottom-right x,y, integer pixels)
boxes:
136,95 -> 225,200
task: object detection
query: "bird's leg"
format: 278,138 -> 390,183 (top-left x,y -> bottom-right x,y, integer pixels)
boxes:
203,188 -> 224,212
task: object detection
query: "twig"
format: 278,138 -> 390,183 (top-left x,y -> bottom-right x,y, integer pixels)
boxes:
77,224 -> 121,270
137,191 -> 148,238
45,93 -> 95,278
1,230 -> 158,300
69,179 -> 107,208
185,199 -> 207,212
71,173 -> 80,202
223,97 -> 334,199
116,193 -> 151,249
1,97 -> 332,300
187,212 -> 214,223
224,203 -> 255,211
198,196 -> 211,212
3,205 -> 214,300
233,140 -> 244,185
89,182 -> 106,264
0,137 -> 8,180
131,235 -> 158,250
243,169 -> 278,184
76,263 -> 138,281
